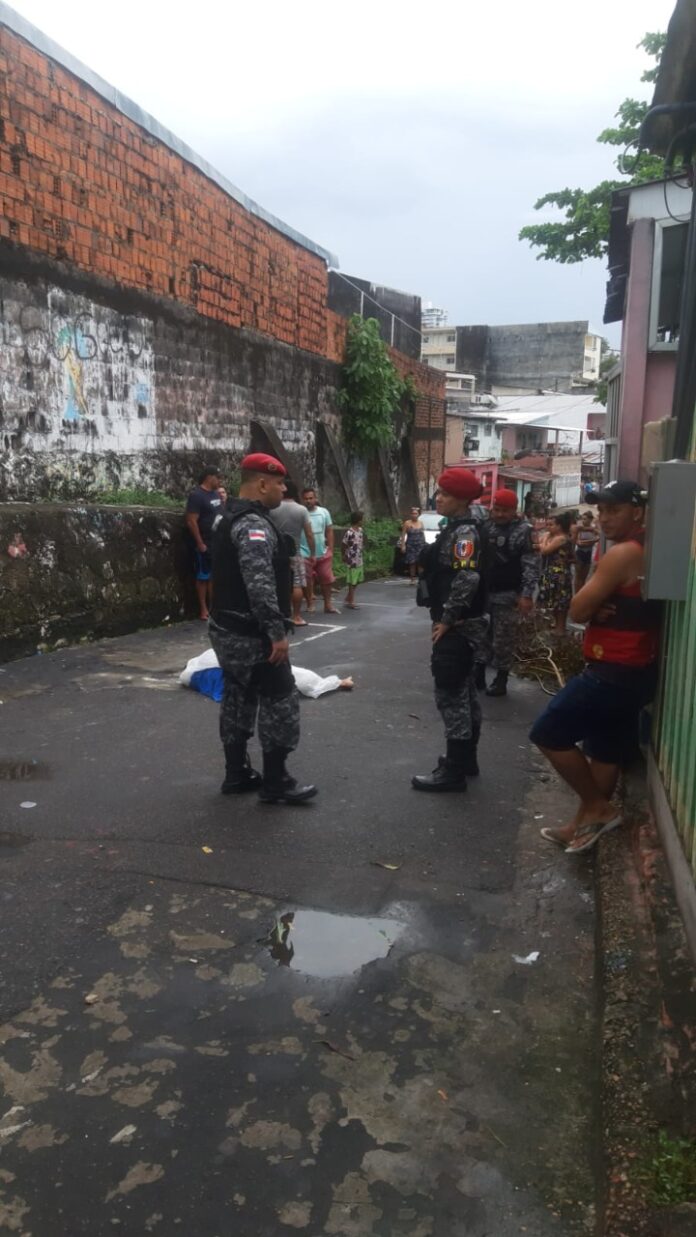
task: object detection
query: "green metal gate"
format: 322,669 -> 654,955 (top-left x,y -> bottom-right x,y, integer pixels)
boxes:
653,422 -> 696,878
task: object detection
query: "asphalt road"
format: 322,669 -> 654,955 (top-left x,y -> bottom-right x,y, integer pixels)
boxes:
0,581 -> 598,1236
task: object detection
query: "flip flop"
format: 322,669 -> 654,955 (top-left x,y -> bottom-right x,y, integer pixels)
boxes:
293,619 -> 309,627
324,608 -> 341,615
565,816 -> 622,854
540,826 -> 574,848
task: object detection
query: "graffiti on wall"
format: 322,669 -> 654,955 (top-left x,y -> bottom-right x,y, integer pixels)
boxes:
0,284 -> 155,449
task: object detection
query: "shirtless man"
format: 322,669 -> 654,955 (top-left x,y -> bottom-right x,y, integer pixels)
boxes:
529,480 -> 661,854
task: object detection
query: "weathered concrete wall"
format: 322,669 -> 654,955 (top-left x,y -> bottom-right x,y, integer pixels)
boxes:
0,502 -> 189,661
327,271 -> 421,360
0,252 -> 341,501
456,321 -> 589,394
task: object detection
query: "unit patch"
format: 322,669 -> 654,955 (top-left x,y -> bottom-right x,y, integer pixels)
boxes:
453,538 -> 475,565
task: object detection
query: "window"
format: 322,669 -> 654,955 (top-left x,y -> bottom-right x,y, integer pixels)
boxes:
650,221 -> 688,348
423,335 -> 430,344
447,333 -> 455,342
483,423 -> 491,436
447,355 -> 455,365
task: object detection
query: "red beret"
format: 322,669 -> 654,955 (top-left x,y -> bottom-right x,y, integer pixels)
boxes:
492,488 -> 518,509
437,468 -> 483,501
240,452 -> 287,477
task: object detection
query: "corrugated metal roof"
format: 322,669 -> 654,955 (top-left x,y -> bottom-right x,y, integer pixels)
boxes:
494,393 -> 605,426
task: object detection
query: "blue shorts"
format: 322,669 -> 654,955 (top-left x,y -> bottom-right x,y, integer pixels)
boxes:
194,548 -> 212,582
529,665 -> 657,764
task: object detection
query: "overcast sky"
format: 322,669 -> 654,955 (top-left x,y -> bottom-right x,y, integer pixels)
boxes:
8,0 -> 678,341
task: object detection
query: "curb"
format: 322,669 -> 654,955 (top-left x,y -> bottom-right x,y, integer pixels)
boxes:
595,781 -> 696,1236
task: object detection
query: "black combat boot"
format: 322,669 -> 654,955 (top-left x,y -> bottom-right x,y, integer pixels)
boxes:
221,740 -> 262,794
411,740 -> 468,792
462,722 -> 481,776
474,663 -> 487,692
486,671 -> 508,697
258,748 -> 318,804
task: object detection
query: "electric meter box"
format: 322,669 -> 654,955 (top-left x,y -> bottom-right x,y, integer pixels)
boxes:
643,460 -> 696,601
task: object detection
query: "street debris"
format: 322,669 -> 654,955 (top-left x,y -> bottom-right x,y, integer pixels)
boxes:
110,1125 -> 137,1144
512,951 -> 540,965
84,993 -> 99,1005
371,861 -> 401,871
318,1040 -> 355,1062
201,846 -> 213,854
19,801 -> 37,809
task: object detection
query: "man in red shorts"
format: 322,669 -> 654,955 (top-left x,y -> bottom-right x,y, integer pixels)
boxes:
300,487 -> 339,615
530,480 -> 661,853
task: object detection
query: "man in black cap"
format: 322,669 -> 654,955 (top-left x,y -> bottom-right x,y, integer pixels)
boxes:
209,453 -> 317,805
530,480 -> 660,853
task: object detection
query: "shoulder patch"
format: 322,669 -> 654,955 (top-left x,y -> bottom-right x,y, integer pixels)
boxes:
248,529 -> 267,541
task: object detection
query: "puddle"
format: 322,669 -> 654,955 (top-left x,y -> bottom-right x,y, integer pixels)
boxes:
0,831 -> 33,849
0,759 -> 48,781
264,909 -> 405,978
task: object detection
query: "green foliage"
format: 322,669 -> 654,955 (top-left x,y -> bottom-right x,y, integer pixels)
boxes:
93,488 -> 182,509
639,1130 -> 696,1207
338,316 -> 412,451
519,33 -> 668,264
332,518 -> 400,581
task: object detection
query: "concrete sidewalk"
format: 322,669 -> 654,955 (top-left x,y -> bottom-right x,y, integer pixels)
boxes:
1,581 -> 599,1235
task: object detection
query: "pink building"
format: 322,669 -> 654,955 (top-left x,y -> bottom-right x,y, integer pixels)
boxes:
604,178 -> 690,479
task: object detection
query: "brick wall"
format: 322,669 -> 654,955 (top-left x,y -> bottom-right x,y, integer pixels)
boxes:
0,9 -> 444,506
391,349 -> 446,500
0,22 -> 329,356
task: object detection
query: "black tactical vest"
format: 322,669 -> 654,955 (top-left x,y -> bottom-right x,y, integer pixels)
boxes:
211,500 -> 292,633
425,515 -> 487,621
489,521 -> 523,593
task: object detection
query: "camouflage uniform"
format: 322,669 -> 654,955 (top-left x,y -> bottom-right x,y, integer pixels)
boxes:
209,505 -> 299,754
483,518 -> 539,673
430,519 -> 488,741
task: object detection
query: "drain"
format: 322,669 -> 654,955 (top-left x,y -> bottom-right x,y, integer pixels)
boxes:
0,760 -> 47,781
0,832 -> 32,849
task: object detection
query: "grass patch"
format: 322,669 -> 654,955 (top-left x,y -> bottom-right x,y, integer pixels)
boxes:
638,1130 -> 696,1207
332,518 -> 400,581
92,488 -> 182,510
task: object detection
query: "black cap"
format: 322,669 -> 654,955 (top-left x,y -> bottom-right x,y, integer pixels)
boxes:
595,479 -> 647,507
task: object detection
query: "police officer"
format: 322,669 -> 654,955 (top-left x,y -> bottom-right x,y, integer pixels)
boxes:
209,453 -> 317,805
412,467 -> 489,792
481,488 -> 538,698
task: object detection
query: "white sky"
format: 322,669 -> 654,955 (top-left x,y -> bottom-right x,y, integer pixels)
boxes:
7,0 -> 679,340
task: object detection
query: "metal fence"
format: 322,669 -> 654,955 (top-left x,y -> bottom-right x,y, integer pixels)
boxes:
653,418 -> 696,879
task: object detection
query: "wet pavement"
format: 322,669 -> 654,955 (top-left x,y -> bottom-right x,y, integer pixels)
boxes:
0,581 -> 598,1235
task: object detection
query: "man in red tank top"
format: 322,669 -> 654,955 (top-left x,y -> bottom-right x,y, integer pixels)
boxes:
529,480 -> 660,854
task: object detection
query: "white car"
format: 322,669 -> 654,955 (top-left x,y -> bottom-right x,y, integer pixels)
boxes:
419,505 -> 487,544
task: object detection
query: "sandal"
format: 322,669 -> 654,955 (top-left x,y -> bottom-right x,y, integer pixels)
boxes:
293,618 -> 308,627
540,826 -> 574,848
565,815 -> 622,854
